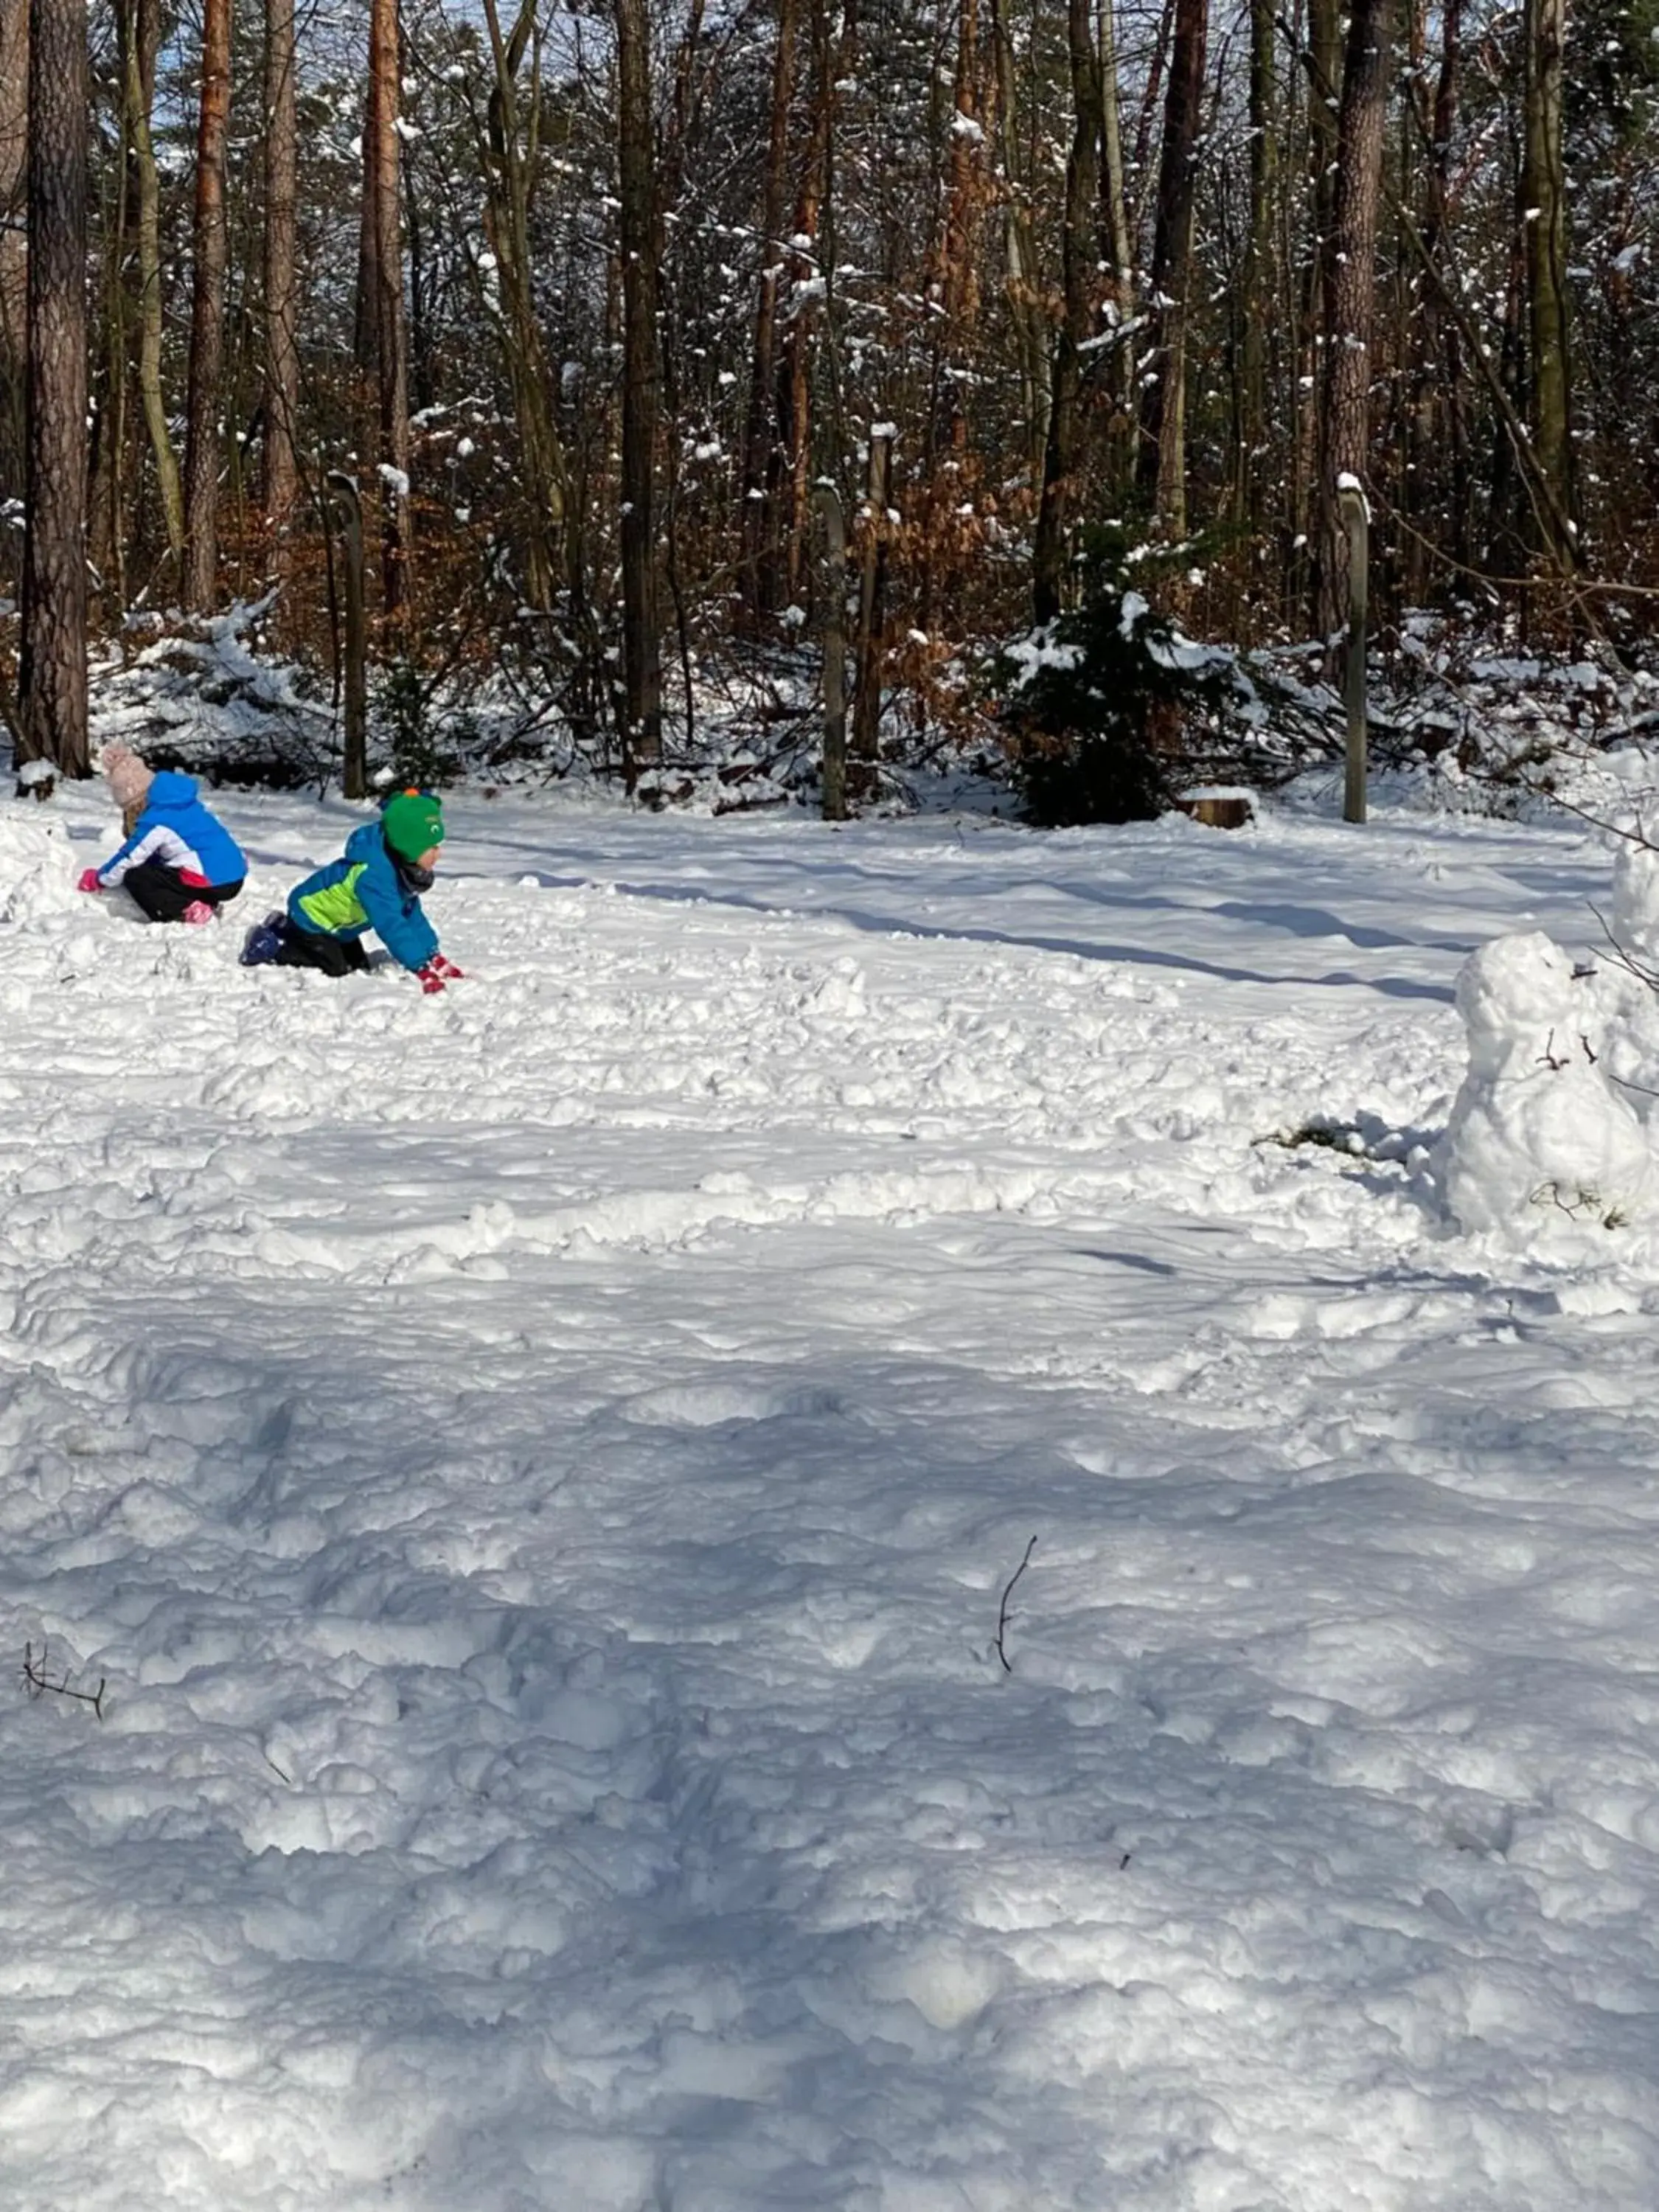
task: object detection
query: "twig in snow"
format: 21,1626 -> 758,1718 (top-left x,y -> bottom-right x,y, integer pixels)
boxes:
1536,1028 -> 1571,1071
1529,1180 -> 1628,1229
1588,902 -> 1659,996
995,1536 -> 1037,1674
1604,1068 -> 1659,1102
21,1641 -> 107,1719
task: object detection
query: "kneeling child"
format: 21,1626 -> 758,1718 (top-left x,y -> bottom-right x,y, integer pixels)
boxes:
241,790 -> 462,994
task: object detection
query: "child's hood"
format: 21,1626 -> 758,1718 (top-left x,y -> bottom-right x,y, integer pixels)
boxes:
345,820 -> 392,866
144,770 -> 204,812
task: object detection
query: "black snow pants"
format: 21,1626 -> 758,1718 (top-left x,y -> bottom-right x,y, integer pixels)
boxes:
123,863 -> 245,923
271,921 -> 372,977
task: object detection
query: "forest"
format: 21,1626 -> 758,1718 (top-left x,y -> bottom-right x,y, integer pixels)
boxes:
1,0 -> 1655,807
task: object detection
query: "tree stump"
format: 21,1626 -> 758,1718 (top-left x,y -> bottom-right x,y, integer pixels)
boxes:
1175,792 -> 1253,830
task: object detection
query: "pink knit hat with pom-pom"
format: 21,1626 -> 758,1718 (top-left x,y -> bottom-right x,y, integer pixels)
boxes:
101,741 -> 153,813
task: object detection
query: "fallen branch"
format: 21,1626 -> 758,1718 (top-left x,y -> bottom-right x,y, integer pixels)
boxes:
1590,901 -> 1659,995
1604,1068 -> 1659,1102
1529,1180 -> 1627,1229
995,1535 -> 1037,1674
21,1640 -> 108,1719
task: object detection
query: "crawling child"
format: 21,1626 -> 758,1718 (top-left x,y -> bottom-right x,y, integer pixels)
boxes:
77,742 -> 247,922
240,789 -> 464,994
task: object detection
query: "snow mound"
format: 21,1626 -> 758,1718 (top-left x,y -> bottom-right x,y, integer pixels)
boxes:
1437,931 -> 1653,1234
10,778 -> 1659,2211
1608,835 -> 1659,971
0,807 -> 85,929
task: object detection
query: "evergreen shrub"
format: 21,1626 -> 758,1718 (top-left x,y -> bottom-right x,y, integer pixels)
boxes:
994,533 -> 1247,827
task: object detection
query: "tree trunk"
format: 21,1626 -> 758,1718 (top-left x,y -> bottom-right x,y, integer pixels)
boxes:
355,54 -> 378,373
479,0 -> 570,616
263,0 -> 297,583
124,0 -> 181,565
1339,481 -> 1369,820
0,0 -> 27,512
182,0 -> 231,611
18,0 -> 88,772
1315,0 -> 1395,641
990,0 -> 1047,479
328,474 -> 367,799
852,428 -> 891,772
365,0 -> 408,616
775,7 -> 832,611
1235,0 -> 1276,526
403,131 -> 434,414
1521,0 -> 1573,562
933,0 -> 985,335
1096,0 -> 1135,497
90,26 -> 131,609
913,0 -> 987,630
814,484 -> 846,819
616,0 -> 663,775
1294,0 -> 1342,583
1135,0 -> 1206,533
1487,161 -> 1529,576
1406,0 -> 1467,585
1032,0 -> 1099,620
740,0 -> 798,624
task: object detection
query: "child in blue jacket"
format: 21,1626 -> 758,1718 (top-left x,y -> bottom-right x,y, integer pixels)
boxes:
240,789 -> 464,993
78,743 -> 246,922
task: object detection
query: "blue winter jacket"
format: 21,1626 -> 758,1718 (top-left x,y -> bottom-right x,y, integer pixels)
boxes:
96,771 -> 246,891
286,821 -> 438,973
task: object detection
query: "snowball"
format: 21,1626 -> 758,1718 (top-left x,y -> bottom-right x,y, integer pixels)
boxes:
1436,931 -> 1653,1234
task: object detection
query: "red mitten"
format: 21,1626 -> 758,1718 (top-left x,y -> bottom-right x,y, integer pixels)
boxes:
417,961 -> 446,995
431,953 -> 465,980
77,868 -> 103,893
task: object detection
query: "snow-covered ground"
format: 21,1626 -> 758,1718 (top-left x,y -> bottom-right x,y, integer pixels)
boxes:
4,779 -> 1659,2211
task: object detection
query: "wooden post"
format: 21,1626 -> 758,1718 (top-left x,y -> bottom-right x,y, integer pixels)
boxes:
327,470 -> 368,800
813,483 -> 848,821
852,426 -> 891,782
1338,474 -> 1368,824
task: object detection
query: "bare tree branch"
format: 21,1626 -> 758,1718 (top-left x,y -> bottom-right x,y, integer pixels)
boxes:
21,1640 -> 107,1719
995,1535 -> 1037,1674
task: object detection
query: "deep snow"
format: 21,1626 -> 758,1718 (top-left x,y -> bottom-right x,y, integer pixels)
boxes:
3,781 -> 1658,2211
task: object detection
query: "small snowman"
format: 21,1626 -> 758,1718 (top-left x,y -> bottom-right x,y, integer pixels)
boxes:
1436,931 -> 1652,1234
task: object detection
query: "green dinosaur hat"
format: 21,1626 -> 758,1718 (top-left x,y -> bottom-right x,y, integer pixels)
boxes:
381,789 -> 445,861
